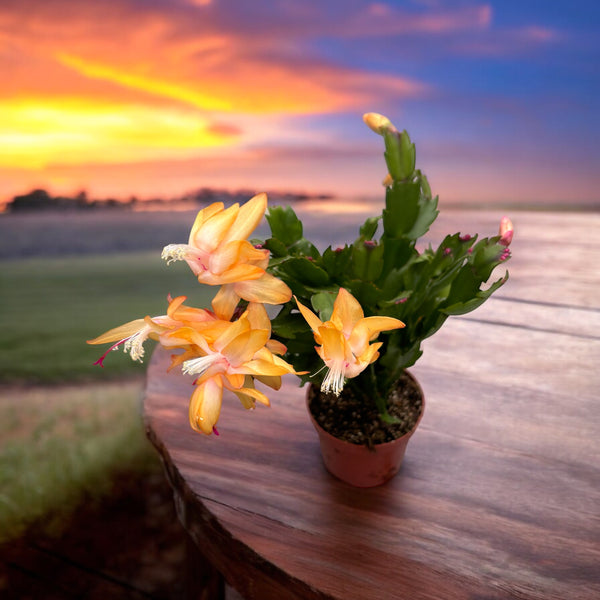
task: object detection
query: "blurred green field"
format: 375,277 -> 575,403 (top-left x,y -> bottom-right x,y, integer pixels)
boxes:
0,251 -> 214,383
0,380 -> 155,543
0,250 -> 217,543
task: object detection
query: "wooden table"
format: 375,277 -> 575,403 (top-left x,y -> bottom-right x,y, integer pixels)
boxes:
143,210 -> 600,600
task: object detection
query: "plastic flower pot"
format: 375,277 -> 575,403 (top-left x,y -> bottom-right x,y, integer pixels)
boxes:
306,373 -> 425,487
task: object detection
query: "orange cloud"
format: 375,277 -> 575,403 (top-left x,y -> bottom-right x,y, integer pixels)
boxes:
53,49 -> 425,115
56,52 -> 235,112
0,0 -> 429,177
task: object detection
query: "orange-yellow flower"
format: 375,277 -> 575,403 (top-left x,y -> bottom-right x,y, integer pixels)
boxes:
161,193 -> 291,319
178,306 -> 299,435
296,288 -> 404,396
86,295 -> 224,366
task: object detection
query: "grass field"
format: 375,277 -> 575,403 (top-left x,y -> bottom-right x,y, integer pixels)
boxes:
0,251 -> 214,383
0,249 -> 215,543
0,380 -> 156,543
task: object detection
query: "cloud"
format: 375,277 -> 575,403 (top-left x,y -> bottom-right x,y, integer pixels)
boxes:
54,50 -> 425,114
0,98 -> 242,169
0,0 -> 428,115
334,2 -> 493,37
450,24 -> 563,56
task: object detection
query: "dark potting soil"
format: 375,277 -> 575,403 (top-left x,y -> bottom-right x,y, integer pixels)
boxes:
307,372 -> 423,449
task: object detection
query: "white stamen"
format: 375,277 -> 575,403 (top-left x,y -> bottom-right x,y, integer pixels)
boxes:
321,360 -> 346,396
123,328 -> 151,362
161,244 -> 189,265
182,354 -> 220,377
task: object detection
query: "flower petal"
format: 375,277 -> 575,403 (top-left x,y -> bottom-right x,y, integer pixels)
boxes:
349,316 -> 404,354
188,377 -> 223,435
211,285 -> 240,321
242,358 -> 294,377
318,325 -> 347,362
245,302 -> 272,332
221,329 -> 270,366
294,296 -> 324,333
208,240 -> 268,276
233,385 -> 271,407
198,263 -> 265,285
254,374 -> 282,390
221,193 -> 267,244
330,287 -> 363,336
224,372 -> 245,389
266,339 -> 287,355
234,273 -> 292,305
87,319 -> 147,345
213,317 -> 251,354
190,203 -> 239,252
188,202 -> 224,245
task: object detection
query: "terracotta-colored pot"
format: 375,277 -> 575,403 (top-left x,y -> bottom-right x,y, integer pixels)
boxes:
307,374 -> 425,487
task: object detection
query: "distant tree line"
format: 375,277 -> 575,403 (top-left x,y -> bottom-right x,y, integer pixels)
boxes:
6,189 -> 137,212
5,187 -> 334,213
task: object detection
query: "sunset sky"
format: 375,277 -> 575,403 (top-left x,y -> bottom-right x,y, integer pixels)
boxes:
1,0 -> 598,207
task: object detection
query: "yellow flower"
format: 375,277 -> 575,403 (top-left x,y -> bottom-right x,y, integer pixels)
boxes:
161,193 -> 291,319
180,309 -> 299,435
296,288 -> 404,396
86,295 -> 223,366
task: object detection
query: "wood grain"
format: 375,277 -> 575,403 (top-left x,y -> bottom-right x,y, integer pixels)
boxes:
143,210 -> 600,600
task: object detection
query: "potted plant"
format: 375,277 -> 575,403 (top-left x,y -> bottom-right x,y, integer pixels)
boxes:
88,112 -> 513,487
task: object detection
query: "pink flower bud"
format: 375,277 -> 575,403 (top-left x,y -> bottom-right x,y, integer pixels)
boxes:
499,248 -> 511,261
499,216 -> 513,247
443,247 -> 452,256
459,234 -> 472,242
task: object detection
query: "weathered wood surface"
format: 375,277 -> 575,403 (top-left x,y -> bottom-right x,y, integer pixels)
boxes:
144,209 -> 600,600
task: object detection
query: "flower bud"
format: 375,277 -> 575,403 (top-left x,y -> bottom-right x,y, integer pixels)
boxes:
499,216 -> 514,247
363,112 -> 397,135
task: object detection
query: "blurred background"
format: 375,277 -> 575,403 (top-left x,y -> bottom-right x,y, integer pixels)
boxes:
1,0 -> 598,595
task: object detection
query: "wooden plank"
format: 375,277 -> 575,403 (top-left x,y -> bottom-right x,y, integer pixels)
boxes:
415,317 -> 599,401
459,296 -> 600,338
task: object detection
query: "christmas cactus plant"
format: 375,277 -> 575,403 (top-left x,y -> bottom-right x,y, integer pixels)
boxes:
262,113 -> 512,421
88,112 -> 513,435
